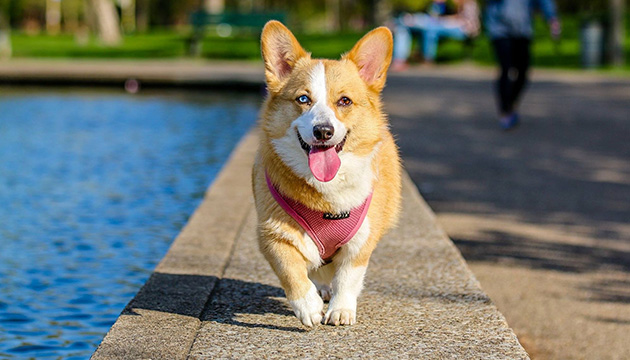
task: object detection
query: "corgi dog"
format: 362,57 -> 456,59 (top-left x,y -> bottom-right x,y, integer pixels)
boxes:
252,21 -> 401,327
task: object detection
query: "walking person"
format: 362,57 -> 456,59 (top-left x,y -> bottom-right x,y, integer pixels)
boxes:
485,0 -> 561,130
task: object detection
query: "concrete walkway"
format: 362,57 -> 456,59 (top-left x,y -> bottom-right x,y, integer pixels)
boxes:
383,66 -> 630,360
91,129 -> 528,359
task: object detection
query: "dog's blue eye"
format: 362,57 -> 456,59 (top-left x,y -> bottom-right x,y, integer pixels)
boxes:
296,95 -> 311,105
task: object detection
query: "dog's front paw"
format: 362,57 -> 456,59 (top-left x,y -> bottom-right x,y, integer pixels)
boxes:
289,285 -> 324,328
324,308 -> 356,326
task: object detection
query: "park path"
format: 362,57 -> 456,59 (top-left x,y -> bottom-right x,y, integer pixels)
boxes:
385,66 -> 630,360
92,129 -> 529,359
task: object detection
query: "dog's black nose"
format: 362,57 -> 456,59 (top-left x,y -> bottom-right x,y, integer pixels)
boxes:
313,125 -> 334,141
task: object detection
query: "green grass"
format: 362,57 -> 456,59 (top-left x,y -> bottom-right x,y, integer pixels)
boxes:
6,14 -> 630,72
8,29 -> 364,60
10,31 -> 188,58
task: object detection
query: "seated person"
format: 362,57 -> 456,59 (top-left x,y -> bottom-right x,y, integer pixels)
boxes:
392,0 -> 480,70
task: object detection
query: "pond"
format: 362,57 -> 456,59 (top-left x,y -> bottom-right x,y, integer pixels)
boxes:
0,87 -> 260,359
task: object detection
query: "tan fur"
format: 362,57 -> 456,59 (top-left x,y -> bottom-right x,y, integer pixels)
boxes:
252,21 -> 402,325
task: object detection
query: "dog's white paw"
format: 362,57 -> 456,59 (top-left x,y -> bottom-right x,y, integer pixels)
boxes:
324,308 -> 356,326
289,285 -> 324,327
317,284 -> 333,302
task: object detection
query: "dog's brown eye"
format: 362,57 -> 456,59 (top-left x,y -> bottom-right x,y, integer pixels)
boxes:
337,96 -> 352,107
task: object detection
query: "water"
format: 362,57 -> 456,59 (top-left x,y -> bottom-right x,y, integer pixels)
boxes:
0,87 -> 259,359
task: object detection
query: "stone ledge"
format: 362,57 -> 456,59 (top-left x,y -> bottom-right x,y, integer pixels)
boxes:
92,129 -> 529,359
0,60 -> 264,89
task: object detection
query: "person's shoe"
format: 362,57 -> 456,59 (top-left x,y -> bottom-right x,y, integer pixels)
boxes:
391,59 -> 409,72
499,113 -> 519,131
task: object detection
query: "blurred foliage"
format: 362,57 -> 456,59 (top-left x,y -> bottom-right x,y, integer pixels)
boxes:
556,0 -> 610,14
391,0 -> 456,14
149,0 -> 198,27
1,0 -> 629,71
0,0 -> 627,33
6,12 -> 630,71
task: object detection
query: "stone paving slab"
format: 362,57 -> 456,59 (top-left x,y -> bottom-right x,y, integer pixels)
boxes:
92,128 -> 529,359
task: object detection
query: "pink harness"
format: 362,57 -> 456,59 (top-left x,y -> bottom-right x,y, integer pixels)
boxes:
266,174 -> 372,262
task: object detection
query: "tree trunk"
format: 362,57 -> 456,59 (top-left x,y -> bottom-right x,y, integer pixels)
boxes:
367,0 -> 391,27
46,0 -> 62,35
608,0 -> 626,67
62,0 -> 82,33
136,0 -> 149,33
204,0 -> 225,14
121,0 -> 135,33
89,0 -> 121,45
338,0 -> 354,31
0,11 -> 11,59
326,0 -> 340,32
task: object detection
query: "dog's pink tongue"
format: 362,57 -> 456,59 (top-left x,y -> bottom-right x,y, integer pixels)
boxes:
308,146 -> 340,182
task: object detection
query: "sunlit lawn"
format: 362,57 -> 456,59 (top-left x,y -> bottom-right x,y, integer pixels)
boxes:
8,29 -> 363,60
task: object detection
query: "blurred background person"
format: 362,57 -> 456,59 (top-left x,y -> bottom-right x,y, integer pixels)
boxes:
392,0 -> 480,70
486,0 -> 561,130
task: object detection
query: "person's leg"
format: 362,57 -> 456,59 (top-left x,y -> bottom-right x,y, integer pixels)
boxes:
509,37 -> 531,111
492,38 -> 513,115
392,14 -> 435,70
392,21 -> 412,71
393,24 -> 412,62
492,37 -> 521,129
422,27 -> 440,62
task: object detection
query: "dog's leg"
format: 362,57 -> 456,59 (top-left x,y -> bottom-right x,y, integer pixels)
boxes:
263,239 -> 324,327
323,262 -> 367,326
309,264 -> 335,302
324,219 -> 373,326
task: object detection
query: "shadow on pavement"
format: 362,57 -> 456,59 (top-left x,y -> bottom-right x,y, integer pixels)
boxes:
385,73 -> 630,301
123,272 -> 219,318
122,272 -> 304,332
199,278 -> 306,333
579,279 -> 630,304
451,232 -> 630,273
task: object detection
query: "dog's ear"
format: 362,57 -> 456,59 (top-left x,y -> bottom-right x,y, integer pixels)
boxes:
261,21 -> 308,92
345,27 -> 393,92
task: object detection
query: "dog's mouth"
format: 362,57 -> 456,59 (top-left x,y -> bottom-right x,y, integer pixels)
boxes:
297,130 -> 347,155
297,130 -> 348,182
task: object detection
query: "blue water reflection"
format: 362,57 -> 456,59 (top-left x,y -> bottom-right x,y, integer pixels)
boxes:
0,88 -> 259,359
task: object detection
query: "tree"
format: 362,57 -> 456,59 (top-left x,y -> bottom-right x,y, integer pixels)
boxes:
608,0 -> 626,67
87,0 -> 121,45
0,8 -> 10,59
62,0 -> 83,33
46,0 -> 61,34
136,0 -> 149,32
120,0 -> 135,33
204,0 -> 224,13
367,0 -> 391,27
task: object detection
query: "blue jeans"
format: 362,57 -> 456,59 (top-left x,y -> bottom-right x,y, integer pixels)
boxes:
394,14 -> 467,62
